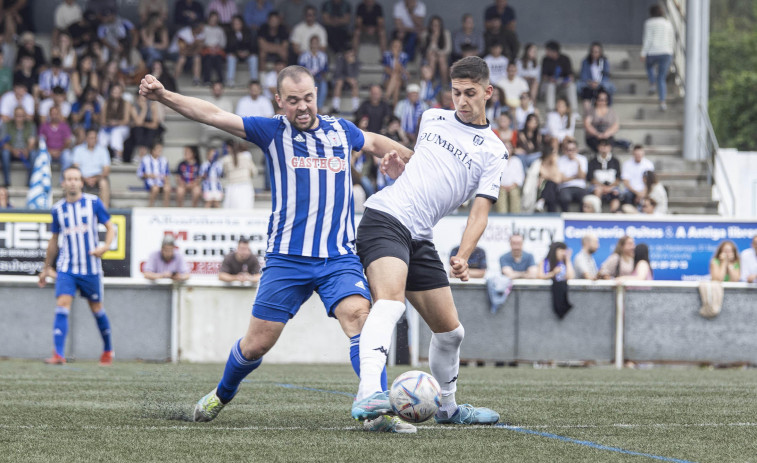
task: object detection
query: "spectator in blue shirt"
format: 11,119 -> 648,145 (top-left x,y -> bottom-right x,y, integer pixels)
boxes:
450,245 -> 487,278
500,233 -> 537,278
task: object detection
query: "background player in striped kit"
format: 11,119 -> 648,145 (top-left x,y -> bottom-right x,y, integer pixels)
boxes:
139,65 -> 416,433
38,166 -> 115,365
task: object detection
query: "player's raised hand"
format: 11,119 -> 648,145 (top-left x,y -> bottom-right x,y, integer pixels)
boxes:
139,74 -> 165,101
450,256 -> 469,282
380,150 -> 406,180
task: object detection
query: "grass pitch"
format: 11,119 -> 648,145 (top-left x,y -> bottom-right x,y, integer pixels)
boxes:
1,360 -> 756,463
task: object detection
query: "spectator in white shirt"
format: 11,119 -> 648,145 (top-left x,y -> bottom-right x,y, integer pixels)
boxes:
544,97 -> 577,144
621,144 -> 654,208
497,61 -> 529,111
54,0 -> 83,43
483,42 -> 508,88
235,80 -> 274,118
493,142 -> 524,213
0,83 -> 35,122
556,138 -> 587,212
739,236 -> 757,283
290,5 -> 328,56
516,43 -> 540,101
393,0 -> 426,61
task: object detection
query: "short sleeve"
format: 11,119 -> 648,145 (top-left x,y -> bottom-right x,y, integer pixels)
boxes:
242,116 -> 280,148
93,198 -> 111,224
339,118 -> 365,152
219,254 -> 235,274
51,208 -> 61,234
476,147 -> 509,201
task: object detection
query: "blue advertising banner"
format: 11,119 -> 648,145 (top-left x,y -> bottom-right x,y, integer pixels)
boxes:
562,215 -> 757,280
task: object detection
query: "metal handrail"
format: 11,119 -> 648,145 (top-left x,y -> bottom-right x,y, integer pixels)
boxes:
699,105 -> 736,216
663,0 -> 687,96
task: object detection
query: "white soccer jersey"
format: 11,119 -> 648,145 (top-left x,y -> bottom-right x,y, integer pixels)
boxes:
365,108 -> 508,241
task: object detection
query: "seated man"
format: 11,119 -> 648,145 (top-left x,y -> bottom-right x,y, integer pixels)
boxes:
556,138 -> 587,212
71,128 -> 111,207
450,245 -> 486,279
219,237 -> 261,283
353,0 -> 386,52
621,144 -> 654,208
500,233 -> 537,279
540,40 -> 578,111
0,106 -> 37,186
586,138 -> 621,213
142,235 -> 191,281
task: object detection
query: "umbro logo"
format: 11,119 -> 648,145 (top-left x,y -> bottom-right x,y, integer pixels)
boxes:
294,134 -> 306,143
473,135 -> 484,146
355,281 -> 365,289
446,375 -> 458,384
373,346 -> 388,357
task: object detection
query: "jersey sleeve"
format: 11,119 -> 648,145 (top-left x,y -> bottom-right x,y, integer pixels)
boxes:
340,118 -> 365,152
51,208 -> 60,234
476,146 -> 509,201
242,116 -> 280,148
93,198 -> 111,224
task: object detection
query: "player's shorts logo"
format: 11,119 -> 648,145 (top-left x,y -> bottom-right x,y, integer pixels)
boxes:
473,135 -> 484,146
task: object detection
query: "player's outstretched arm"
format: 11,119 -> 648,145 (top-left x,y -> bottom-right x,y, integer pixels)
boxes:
139,74 -> 246,139
361,131 -> 413,163
451,197 -> 493,281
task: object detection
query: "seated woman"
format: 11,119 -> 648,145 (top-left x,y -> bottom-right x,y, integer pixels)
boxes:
535,143 -> 562,213
643,170 -> 668,214
515,113 -> 543,171
577,42 -> 616,114
709,240 -> 741,282
583,89 -> 621,153
98,83 -> 133,164
175,145 -> 203,207
616,243 -> 653,282
544,97 -> 578,144
598,235 -> 636,279
382,37 -> 409,107
538,241 -> 575,281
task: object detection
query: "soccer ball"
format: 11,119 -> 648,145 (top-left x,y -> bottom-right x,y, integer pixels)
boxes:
389,370 -> 441,423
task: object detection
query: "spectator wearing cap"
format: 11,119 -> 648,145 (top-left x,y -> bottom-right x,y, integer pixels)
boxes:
142,235 -> 191,281
394,83 -> 428,144
219,237 -> 261,283
39,57 -> 71,98
16,32 -> 47,75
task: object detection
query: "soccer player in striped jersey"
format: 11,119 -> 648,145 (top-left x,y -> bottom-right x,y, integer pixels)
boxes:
351,56 -> 506,427
38,166 -> 116,365
140,65 -> 416,432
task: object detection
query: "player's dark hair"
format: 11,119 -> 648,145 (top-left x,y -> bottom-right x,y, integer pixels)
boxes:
276,65 -> 315,95
449,56 -> 490,85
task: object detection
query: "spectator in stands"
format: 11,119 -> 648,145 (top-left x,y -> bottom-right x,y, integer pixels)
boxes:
137,141 -> 171,207
257,11 -> 289,66
0,185 -> 11,208
556,138 -> 587,212
321,0 -> 352,54
55,0 -> 84,44
637,196 -> 659,215
13,55 -> 38,99
138,0 -> 169,25
276,0 -> 308,30
514,113 -> 543,170
207,0 -> 238,26
200,146 -> 224,208
641,5 -> 675,111
573,233 -> 599,279
485,86 -> 506,127
539,241 -> 574,282
583,89 -> 620,153
39,106 -> 74,168
150,59 -> 177,93
587,138 -> 622,213
434,89 -> 454,110
642,170 -> 667,214
540,40 -> 577,112
534,143 -> 561,213
417,64 -> 440,108
130,93 -> 166,164
200,82 -> 234,146
497,62 -> 529,111
616,243 -> 653,282
142,234 -> 191,281
235,80 -> 274,118
709,240 -> 741,282
495,113 -> 515,144
355,84 -> 392,134
225,14 -> 259,86
51,33 -> 78,74
0,107 -> 36,186
621,144 -> 655,208
173,0 -> 205,31
516,43 -> 540,102
392,0 -> 426,62
97,8 -> 136,56
354,0 -> 386,53
298,35 -> 329,110
483,14 -> 517,61
383,115 -> 411,149
260,56 -> 284,101
493,145 -> 523,214
219,237 -> 261,283
739,236 -> 757,283
581,193 -> 601,213
139,13 -> 170,68
201,12 -> 228,85
175,145 -> 202,207
500,233 -> 537,279
382,37 -> 409,107
39,87 -> 71,124
70,54 -> 99,100
394,83 -> 427,144
450,245 -> 487,279
484,42 -> 508,87
577,42 -> 616,115
0,49 -> 10,97
290,6 -> 327,57
16,32 -> 46,75
545,97 -> 577,144
170,20 -> 205,85
598,235 -> 635,279
98,83 -> 132,165
484,0 -> 515,31
331,48 -> 360,114
39,58 -> 71,99
70,86 -> 101,140
72,128 -> 111,206
222,140 -> 257,209
451,13 -> 483,62
68,9 -> 99,55
513,90 -> 536,131
420,15 -> 451,88
244,0 -> 273,31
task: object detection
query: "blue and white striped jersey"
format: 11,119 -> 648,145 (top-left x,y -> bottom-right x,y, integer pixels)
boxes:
200,157 -> 224,193
243,114 -> 364,258
137,155 -> 171,188
51,193 -> 111,275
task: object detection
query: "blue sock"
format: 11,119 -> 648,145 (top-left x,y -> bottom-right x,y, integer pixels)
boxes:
53,307 -> 69,357
216,339 -> 262,404
93,309 -> 112,352
350,334 -> 388,392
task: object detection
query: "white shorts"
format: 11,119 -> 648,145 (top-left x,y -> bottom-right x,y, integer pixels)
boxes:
203,191 -> 224,202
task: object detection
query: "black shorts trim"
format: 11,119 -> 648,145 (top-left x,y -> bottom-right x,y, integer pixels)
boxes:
356,208 -> 449,292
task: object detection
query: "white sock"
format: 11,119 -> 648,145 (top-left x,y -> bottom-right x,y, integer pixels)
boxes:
356,299 -> 406,401
332,97 -> 341,111
429,324 -> 465,417
351,96 -> 360,112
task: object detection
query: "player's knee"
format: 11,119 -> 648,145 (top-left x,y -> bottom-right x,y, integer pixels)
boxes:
433,324 -> 465,349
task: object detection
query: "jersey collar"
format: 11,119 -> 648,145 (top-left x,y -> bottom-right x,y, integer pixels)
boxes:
454,112 -> 489,129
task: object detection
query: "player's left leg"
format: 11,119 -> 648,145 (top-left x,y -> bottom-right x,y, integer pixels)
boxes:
79,274 -> 113,365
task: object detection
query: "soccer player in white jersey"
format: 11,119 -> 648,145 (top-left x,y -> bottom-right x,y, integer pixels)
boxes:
38,166 -> 116,366
351,56 -> 507,426
139,66 -> 416,433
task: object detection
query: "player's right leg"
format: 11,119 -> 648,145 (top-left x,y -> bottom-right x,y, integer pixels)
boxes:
44,274 -> 75,365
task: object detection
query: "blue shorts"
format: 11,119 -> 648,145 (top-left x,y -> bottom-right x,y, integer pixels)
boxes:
253,253 -> 371,324
55,272 -> 104,302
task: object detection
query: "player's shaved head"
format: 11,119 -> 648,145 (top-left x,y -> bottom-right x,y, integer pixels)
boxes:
276,65 -> 315,95
450,56 -> 490,86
